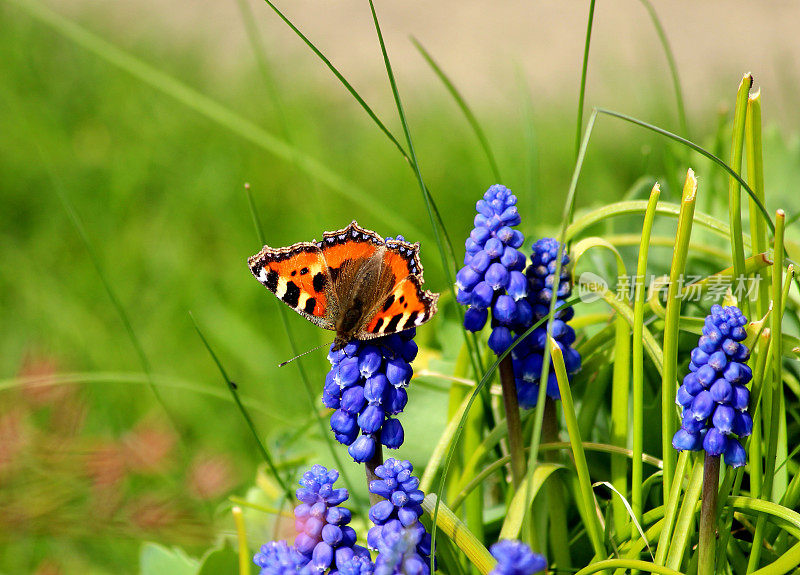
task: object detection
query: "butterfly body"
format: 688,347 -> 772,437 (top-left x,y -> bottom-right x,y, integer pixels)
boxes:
249,221 -> 438,350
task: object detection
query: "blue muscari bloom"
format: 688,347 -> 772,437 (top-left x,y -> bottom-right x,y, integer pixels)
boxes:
489,540 -> 547,575
335,555 -> 375,575
511,238 -> 581,408
672,305 -> 752,467
456,185 -> 527,354
254,541 -> 313,575
367,459 -> 432,574
293,465 -> 370,571
324,330 -> 417,463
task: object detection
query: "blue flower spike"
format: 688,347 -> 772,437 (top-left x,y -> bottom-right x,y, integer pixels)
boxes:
511,238 -> 581,408
294,465 -> 370,572
456,184 -> 528,354
367,459 -> 433,575
489,540 -> 547,575
325,330 -> 417,462
672,305 -> 753,467
254,541 -> 313,575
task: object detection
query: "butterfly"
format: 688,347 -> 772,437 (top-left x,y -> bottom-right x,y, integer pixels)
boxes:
248,221 -> 438,350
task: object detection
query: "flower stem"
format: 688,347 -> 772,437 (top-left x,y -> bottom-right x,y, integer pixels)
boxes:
365,443 -> 385,507
542,397 -> 572,570
698,454 -> 720,575
499,355 -> 526,488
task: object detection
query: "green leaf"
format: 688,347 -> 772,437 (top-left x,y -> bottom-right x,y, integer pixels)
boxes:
139,543 -> 198,575
197,543 -> 240,575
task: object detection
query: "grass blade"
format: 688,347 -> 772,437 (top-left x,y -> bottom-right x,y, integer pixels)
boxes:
660,169 -> 697,504
632,184 -> 662,529
575,0 -> 597,158
190,312 -> 294,502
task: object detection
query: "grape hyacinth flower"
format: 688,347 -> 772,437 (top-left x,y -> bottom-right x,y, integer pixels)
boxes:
294,465 -> 370,571
511,238 -> 581,408
672,305 -> 753,467
324,330 -> 417,463
367,458 -> 432,574
456,184 -> 528,354
335,555 -> 376,575
489,540 -> 547,575
254,541 -> 313,575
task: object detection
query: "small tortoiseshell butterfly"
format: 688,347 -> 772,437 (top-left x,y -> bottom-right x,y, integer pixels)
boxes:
248,221 -> 438,350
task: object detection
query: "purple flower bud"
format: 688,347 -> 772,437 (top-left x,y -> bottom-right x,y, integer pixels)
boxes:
381,418 -> 404,448
335,356 -> 361,388
673,428 -> 704,451
341,386 -> 366,414
364,374 -> 389,403
311,542 -> 334,570
545,371 -> 560,399
682,415 -> 706,433
469,250 -> 492,273
385,358 -> 413,387
358,405 -> 384,434
470,282 -> 494,309
484,237 -> 504,258
690,347 -> 709,366
724,437 -> 747,468
456,266 -> 481,291
326,506 -> 351,525
456,288 -> 472,305
712,404 -> 736,434
488,326 -> 513,354
732,411 -> 753,437
691,390 -> 715,420
697,336 -> 716,354
398,505 -> 423,527
470,226 -> 490,245
359,347 -> 383,378
676,384 -> 695,407
386,387 -> 408,414
695,364 -> 717,387
500,206 -> 521,226
507,270 -> 527,300
723,362 -> 751,385
331,409 -> 358,435
485,263 -> 510,290
731,384 -> 750,411
348,435 -> 376,463
493,294 -> 517,324
709,378 -> 733,403
683,372 -> 704,396
707,351 -> 728,371
369,499 -> 395,524
464,306 -> 488,332
295,532 -> 317,555
322,524 -> 343,546
703,427 -> 727,456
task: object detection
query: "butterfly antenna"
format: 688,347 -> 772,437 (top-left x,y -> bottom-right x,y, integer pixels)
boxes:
278,340 -> 334,368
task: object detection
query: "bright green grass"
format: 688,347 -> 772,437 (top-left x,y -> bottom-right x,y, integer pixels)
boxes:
2,1 -> 800,573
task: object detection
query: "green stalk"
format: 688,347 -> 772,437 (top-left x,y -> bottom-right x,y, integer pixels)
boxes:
698,455 -> 721,575
365,445 -> 385,507
632,184 -> 662,529
746,91 -> 769,318
575,0 -> 597,158
661,170 -> 698,503
653,451 -> 689,565
542,398 -> 571,570
232,506 -> 252,575
422,494 -> 496,575
610,281 -> 632,537
748,210 -> 786,572
499,356 -> 526,488
664,456 -> 704,570
728,73 -> 754,319
550,338 -> 605,558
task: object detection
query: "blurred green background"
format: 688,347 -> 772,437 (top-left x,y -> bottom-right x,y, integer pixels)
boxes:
2,0 -> 799,572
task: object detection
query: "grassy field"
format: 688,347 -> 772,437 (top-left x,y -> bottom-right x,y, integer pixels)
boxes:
2,1 -> 800,573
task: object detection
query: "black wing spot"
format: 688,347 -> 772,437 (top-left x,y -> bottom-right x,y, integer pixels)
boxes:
283,281 -> 301,307
313,272 -> 327,292
291,269 -> 297,276
382,294 -> 395,312
403,311 -> 419,329
266,269 -> 279,292
385,313 -> 403,333
404,302 -> 408,309
398,295 -> 405,303
300,267 -> 309,275
374,317 -> 384,332
304,297 -> 317,314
